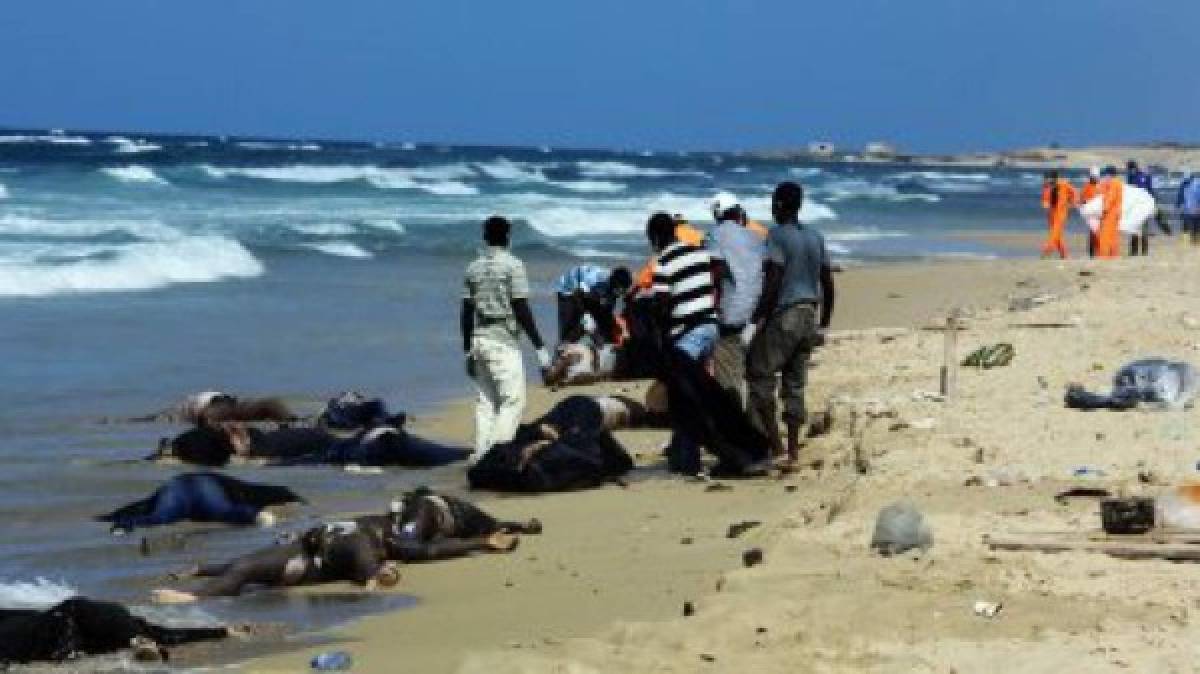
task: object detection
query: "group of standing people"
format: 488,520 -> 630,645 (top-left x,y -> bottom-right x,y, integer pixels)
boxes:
1041,160 -> 1200,260
460,180 -> 835,474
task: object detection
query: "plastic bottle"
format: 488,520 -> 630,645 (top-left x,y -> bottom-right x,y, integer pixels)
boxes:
311,651 -> 353,671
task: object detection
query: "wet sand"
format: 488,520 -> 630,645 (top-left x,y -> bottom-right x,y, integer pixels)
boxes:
241,243 -> 1200,673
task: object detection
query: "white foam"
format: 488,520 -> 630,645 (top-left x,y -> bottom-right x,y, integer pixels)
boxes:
361,218 -> 406,234
826,242 -> 852,256
575,160 -> 708,179
888,170 -> 991,193
506,191 -> 836,239
826,227 -> 910,242
302,241 -> 373,258
565,246 -> 629,259
729,166 -> 751,173
0,183 -> 7,199
0,134 -> 91,145
0,214 -> 179,239
100,165 -> 169,185
0,236 -> 264,297
291,222 -> 357,236
815,178 -> 940,203
790,167 -> 824,179
201,164 -> 479,196
0,578 -> 78,608
106,136 -> 163,154
474,158 -> 626,193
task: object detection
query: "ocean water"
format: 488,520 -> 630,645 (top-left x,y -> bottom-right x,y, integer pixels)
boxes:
0,128 -> 1049,654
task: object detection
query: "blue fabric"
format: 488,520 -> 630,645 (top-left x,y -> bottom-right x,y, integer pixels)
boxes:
1179,177 -> 1200,216
673,322 -> 718,360
115,474 -> 257,530
553,265 -> 611,297
1127,170 -> 1154,198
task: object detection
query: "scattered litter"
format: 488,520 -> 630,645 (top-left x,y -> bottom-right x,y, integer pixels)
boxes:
704,483 -> 733,493
1100,497 -> 1155,534
870,502 -> 933,557
726,521 -> 762,539
962,343 -> 1015,369
1054,487 -> 1111,504
1009,293 -> 1057,312
311,650 -> 353,670
1157,486 -> 1200,529
1072,466 -> 1107,479
683,601 -> 695,617
742,548 -> 764,567
1066,359 -> 1198,410
912,390 -> 945,403
973,600 -> 1003,618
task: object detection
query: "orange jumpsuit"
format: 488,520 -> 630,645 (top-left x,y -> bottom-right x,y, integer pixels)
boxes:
746,219 -> 769,240
1096,178 -> 1123,259
1040,179 -> 1077,258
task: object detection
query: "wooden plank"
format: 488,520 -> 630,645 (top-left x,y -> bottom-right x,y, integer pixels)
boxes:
984,534 -> 1200,561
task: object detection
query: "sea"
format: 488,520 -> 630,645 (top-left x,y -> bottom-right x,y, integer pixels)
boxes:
0,128 -> 1052,657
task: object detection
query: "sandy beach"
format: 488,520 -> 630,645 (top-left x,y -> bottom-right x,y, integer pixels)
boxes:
241,236 -> 1200,673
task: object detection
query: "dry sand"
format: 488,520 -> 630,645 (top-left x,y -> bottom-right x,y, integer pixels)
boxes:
247,242 -> 1200,673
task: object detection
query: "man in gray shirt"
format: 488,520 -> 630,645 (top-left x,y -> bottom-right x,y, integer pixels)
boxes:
746,181 -> 835,464
708,192 -> 765,406
461,216 -> 551,462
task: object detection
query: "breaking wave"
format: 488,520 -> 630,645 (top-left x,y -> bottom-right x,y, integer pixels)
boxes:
575,160 -> 709,179
0,134 -> 91,145
301,241 -> 373,258
105,136 -> 162,154
0,236 -> 264,297
200,164 -> 479,196
0,578 -> 79,608
100,165 -> 169,185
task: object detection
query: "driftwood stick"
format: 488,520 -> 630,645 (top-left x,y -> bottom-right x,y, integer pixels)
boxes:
939,312 -> 959,398
985,534 -> 1200,561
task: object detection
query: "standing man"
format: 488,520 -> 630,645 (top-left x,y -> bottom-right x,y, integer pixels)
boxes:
708,192 -> 765,407
461,216 -> 551,462
747,181 -> 835,464
1080,168 -> 1101,258
1126,160 -> 1155,256
1179,172 -> 1200,245
646,212 -> 719,474
1097,166 -> 1124,259
1040,171 -> 1076,259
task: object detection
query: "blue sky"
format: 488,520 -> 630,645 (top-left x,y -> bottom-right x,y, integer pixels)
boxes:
2,0 -> 1196,152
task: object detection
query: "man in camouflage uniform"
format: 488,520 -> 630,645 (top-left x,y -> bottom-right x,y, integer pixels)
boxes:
461,216 -> 551,462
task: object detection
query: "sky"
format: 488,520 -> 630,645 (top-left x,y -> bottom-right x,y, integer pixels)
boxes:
2,0 -> 1197,153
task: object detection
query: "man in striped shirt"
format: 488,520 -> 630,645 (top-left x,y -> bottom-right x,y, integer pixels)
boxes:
646,212 -> 719,474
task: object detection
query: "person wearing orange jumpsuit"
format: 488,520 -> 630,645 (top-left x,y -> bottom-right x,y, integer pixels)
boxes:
1096,167 -> 1124,259
1079,168 -> 1100,257
1040,171 -> 1077,259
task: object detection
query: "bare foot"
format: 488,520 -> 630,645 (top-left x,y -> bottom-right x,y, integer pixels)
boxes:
151,588 -> 199,604
486,532 -> 519,552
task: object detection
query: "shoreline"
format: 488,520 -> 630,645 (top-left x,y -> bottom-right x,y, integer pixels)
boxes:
242,249 -> 1118,673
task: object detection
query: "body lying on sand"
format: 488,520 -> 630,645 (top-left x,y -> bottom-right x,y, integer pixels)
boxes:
152,488 -> 539,603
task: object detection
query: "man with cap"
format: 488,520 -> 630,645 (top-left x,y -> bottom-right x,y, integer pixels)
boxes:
1177,171 -> 1200,245
462,216 -> 552,463
707,191 -> 766,406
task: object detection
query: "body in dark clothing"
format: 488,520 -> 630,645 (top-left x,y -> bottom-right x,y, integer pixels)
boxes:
97,472 -> 304,533
0,597 -> 229,664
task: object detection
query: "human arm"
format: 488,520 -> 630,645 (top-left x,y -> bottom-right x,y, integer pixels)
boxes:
460,299 -> 474,354
752,261 -> 782,324
819,263 -> 835,329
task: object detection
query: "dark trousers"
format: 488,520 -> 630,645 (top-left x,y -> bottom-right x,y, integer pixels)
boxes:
746,304 -> 817,450
556,294 -> 581,342
1186,215 -> 1200,244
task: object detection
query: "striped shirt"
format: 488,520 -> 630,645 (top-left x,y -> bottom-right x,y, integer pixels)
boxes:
651,241 -> 718,339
